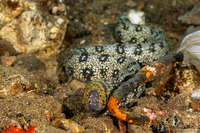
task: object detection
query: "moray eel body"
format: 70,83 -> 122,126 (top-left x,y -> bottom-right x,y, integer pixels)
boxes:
64,16 -> 169,114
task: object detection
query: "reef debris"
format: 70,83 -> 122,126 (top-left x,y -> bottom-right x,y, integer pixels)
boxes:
0,0 -> 68,57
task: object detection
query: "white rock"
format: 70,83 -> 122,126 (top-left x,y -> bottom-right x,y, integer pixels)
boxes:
191,89 -> 200,99
80,40 -> 86,44
128,9 -> 145,25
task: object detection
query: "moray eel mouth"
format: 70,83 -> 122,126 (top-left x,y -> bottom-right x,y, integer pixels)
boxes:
83,81 -> 107,113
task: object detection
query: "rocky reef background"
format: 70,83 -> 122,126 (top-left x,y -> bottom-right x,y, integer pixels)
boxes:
0,0 -> 200,132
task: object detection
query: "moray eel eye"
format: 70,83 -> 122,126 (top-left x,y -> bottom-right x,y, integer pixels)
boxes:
83,81 -> 107,113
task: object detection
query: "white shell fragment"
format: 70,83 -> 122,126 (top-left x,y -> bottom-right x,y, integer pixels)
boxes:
178,30 -> 200,72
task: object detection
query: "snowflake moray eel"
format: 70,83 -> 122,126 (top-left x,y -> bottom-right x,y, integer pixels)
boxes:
64,16 -> 169,125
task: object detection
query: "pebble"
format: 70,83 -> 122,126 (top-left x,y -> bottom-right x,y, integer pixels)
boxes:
80,40 -> 86,44
52,118 -> 85,133
128,9 -> 145,24
178,2 -> 200,25
104,21 -> 109,25
191,89 -> 200,99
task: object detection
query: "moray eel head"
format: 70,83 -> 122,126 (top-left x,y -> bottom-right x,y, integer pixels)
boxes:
83,81 -> 107,113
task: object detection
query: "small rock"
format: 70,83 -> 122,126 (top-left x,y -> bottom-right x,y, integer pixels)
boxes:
80,116 -> 119,133
0,39 -> 17,56
185,25 -> 200,35
104,21 -> 109,25
128,9 -> 145,25
0,0 -> 68,57
52,118 -> 85,133
128,124 -> 152,133
12,54 -> 45,72
191,89 -> 200,99
1,56 -> 17,66
178,2 -> 200,25
80,40 -> 86,44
